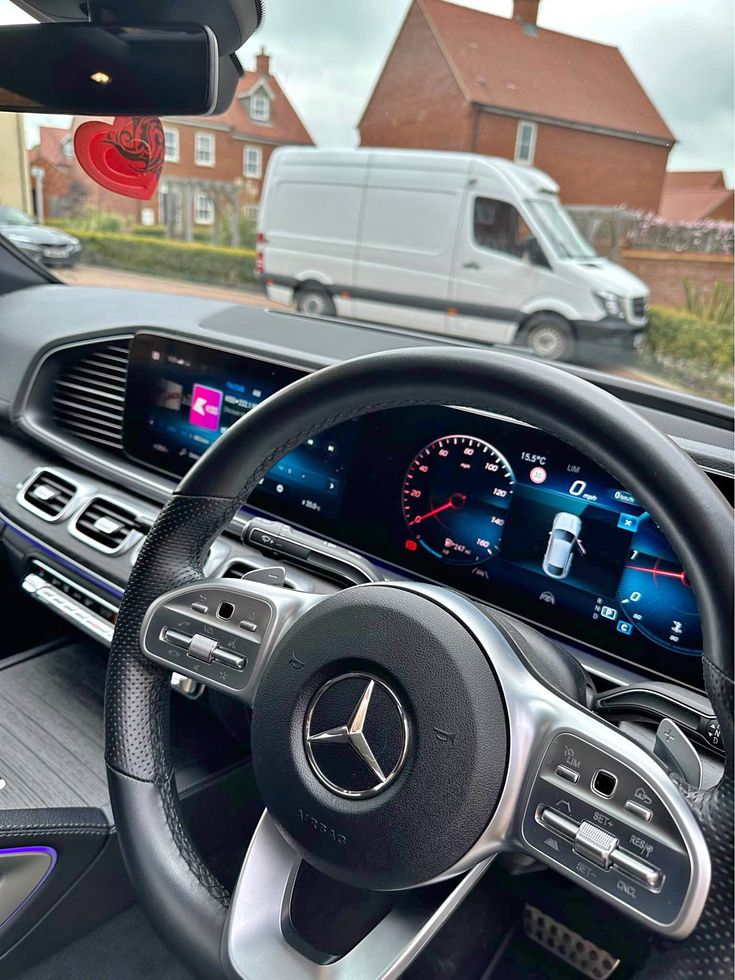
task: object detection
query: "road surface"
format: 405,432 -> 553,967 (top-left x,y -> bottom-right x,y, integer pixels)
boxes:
58,264 -> 657,386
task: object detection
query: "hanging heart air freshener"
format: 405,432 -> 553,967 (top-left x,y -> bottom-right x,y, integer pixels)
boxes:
73,116 -> 165,200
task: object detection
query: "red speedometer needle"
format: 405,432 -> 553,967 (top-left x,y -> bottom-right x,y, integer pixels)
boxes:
625,565 -> 689,584
410,494 -> 466,526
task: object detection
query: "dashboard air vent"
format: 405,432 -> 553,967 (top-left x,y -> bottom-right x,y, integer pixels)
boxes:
70,496 -> 141,554
52,340 -> 130,452
18,468 -> 79,521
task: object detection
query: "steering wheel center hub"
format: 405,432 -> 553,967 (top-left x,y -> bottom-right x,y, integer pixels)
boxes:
251,584 -> 509,890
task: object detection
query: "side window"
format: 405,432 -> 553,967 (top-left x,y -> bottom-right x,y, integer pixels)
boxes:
473,198 -> 531,258
515,120 -> 537,165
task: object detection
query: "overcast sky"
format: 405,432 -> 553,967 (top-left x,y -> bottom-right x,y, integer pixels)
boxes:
3,0 -> 733,182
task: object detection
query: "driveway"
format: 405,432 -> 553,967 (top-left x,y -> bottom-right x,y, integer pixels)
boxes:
57,264 -> 287,309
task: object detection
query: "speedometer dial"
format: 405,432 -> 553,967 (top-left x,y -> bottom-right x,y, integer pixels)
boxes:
402,435 -> 515,565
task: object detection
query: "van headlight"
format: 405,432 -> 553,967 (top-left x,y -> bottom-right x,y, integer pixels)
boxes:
595,291 -> 626,319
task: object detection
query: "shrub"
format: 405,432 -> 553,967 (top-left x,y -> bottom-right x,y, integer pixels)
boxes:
53,210 -> 127,234
74,231 -> 256,289
639,306 -> 733,403
683,278 -> 734,324
130,225 -> 218,243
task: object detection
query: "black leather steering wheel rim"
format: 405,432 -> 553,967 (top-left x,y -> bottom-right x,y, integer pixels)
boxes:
105,347 -> 733,979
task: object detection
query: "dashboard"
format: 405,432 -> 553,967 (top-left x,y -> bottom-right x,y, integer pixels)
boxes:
0,284 -> 731,699
122,333 -> 704,684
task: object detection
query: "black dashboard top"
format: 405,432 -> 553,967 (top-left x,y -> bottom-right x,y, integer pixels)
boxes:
1,284 -> 733,466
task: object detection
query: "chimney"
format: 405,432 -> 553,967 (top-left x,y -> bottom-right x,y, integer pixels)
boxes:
514,1 -> 540,26
255,46 -> 270,76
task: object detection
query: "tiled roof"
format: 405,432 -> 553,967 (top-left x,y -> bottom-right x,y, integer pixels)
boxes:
663,171 -> 727,192
420,0 -> 675,142
179,70 -> 313,145
658,188 -> 734,222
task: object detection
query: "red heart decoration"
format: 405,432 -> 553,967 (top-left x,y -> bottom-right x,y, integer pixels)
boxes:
74,116 -> 165,200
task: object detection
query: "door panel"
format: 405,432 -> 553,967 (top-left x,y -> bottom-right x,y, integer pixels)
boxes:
449,194 -> 538,343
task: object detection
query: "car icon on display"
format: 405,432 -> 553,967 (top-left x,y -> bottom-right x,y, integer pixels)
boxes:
543,512 -> 583,579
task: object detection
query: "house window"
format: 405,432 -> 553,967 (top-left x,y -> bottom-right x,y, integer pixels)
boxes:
473,197 -> 531,258
62,136 -> 74,159
244,145 -> 263,178
195,132 -> 215,167
250,93 -> 270,123
195,194 -> 215,225
163,127 -> 180,163
245,205 -> 259,221
515,120 -> 537,165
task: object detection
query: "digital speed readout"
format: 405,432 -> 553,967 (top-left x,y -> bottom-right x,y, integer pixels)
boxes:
402,435 -> 515,565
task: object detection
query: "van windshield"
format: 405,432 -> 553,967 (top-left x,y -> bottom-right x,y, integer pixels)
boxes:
528,200 -> 596,260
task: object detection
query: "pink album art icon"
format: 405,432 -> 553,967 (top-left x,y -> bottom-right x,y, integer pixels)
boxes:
189,383 -> 223,431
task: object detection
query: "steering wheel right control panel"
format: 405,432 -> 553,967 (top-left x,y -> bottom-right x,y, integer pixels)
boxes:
522,733 -> 696,931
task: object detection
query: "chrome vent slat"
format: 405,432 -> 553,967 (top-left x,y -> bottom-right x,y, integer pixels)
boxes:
52,399 -> 124,425
18,468 -> 80,521
53,340 -> 130,454
56,380 -> 125,402
71,496 -> 139,552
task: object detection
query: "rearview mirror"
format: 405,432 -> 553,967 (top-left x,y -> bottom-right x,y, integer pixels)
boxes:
0,23 -> 219,115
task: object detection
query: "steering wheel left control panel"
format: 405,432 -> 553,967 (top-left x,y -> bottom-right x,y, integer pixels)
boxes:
140,579 -> 324,702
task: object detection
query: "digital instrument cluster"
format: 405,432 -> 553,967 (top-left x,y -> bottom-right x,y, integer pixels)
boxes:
123,334 -> 703,684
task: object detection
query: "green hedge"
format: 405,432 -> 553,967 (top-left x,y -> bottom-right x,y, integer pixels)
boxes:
74,231 -> 256,289
640,306 -> 733,402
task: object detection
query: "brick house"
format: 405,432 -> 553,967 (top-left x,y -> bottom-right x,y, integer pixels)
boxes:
65,48 -> 313,229
27,126 -> 77,219
658,171 -> 734,223
359,0 -> 675,212
156,48 -> 313,228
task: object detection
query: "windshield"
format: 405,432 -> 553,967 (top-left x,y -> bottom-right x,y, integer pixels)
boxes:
0,205 -> 34,226
528,200 -> 596,260
0,0 -> 732,406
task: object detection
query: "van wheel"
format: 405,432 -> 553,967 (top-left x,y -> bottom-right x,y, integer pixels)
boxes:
296,286 -> 336,318
521,314 -> 574,361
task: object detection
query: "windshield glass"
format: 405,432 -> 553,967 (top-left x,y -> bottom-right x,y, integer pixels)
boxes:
0,0 -> 732,406
0,205 -> 34,226
528,200 -> 596,260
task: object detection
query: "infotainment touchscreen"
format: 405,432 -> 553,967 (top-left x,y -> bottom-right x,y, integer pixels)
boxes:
123,334 -> 345,519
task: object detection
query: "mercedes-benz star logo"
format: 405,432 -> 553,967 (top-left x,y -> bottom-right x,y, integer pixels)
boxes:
304,673 -> 409,799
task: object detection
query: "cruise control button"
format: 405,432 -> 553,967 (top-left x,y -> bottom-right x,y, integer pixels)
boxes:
212,648 -> 246,670
611,847 -> 663,891
188,634 -> 219,664
539,807 -> 579,841
573,821 -> 618,869
555,764 -> 580,784
624,799 -> 653,823
191,602 -> 208,614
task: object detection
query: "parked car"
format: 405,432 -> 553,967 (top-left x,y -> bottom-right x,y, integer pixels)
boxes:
0,206 -> 81,268
258,148 -> 649,362
543,511 -> 583,579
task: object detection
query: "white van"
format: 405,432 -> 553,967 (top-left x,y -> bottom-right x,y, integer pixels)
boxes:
257,148 -> 649,361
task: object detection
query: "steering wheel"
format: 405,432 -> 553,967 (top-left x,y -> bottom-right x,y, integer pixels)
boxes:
105,348 -> 733,980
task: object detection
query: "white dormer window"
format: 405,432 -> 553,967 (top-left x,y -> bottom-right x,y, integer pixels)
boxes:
250,92 -> 270,123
